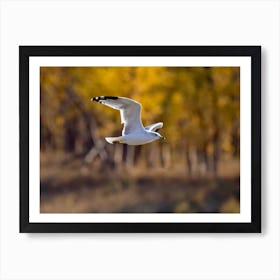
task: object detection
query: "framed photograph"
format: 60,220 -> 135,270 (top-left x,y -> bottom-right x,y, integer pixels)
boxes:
20,46 -> 261,233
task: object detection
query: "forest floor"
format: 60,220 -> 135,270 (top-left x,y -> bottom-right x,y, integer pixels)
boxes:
40,152 -> 240,213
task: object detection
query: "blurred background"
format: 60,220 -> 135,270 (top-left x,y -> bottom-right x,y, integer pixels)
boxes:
40,66 -> 240,213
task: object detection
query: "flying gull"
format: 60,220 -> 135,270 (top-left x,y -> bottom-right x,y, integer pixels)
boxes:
91,96 -> 164,145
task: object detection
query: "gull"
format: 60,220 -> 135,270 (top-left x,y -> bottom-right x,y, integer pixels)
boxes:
91,96 -> 164,145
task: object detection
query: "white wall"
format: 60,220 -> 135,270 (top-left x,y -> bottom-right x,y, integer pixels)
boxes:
0,0 -> 279,279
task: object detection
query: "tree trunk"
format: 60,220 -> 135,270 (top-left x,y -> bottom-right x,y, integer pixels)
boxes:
231,120 -> 240,157
185,145 -> 192,176
66,87 -> 115,168
125,145 -> 135,169
114,144 -> 123,166
212,129 -> 220,177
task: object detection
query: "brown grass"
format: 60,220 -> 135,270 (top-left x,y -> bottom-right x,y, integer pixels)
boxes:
40,152 -> 240,213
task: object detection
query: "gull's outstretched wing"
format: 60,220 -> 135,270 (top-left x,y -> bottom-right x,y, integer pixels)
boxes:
91,96 -> 144,135
145,122 -> 163,132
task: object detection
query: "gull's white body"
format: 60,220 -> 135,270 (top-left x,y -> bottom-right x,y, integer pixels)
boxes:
106,130 -> 160,145
91,96 -> 164,145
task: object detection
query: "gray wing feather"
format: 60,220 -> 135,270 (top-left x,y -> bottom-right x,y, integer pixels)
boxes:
145,122 -> 163,132
92,96 -> 144,135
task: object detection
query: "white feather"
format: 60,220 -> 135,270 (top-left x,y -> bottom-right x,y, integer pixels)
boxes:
92,96 -> 164,145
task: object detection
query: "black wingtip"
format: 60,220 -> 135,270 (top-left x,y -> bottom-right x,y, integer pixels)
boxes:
91,97 -> 102,102
91,96 -> 119,102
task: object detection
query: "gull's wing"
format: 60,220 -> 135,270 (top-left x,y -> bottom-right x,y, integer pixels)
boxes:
91,96 -> 144,135
145,122 -> 163,132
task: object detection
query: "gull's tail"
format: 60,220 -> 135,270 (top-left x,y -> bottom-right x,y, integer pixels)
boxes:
105,136 -> 123,144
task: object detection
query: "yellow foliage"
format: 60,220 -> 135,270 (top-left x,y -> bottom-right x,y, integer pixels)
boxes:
40,66 -> 240,155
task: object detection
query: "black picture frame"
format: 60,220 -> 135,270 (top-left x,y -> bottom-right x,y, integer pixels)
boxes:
20,46 -> 261,233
